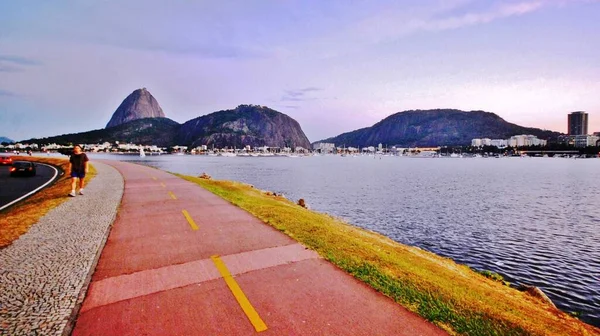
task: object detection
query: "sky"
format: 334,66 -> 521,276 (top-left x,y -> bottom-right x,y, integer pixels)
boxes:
0,0 -> 599,142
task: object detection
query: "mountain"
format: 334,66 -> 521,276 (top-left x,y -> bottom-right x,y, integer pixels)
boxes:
0,137 -> 14,144
106,88 -> 165,128
23,104 -> 311,149
316,109 -> 561,147
176,104 -> 311,149
24,118 -> 180,147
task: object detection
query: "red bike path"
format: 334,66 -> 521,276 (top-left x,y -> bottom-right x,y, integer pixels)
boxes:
72,160 -> 446,335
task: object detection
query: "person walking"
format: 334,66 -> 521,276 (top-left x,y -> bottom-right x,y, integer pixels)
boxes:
69,145 -> 89,197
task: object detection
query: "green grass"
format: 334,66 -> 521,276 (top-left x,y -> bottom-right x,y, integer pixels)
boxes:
179,174 -> 600,336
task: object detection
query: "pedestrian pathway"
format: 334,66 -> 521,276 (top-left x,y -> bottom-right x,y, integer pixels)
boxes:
73,161 -> 446,335
0,162 -> 123,336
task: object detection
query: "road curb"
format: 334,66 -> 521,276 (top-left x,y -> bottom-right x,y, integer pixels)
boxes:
61,162 -> 125,336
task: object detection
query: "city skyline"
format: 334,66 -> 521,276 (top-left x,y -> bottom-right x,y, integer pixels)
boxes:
1,0 -> 599,142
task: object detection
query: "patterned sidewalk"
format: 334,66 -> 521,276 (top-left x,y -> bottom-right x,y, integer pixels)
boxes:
0,162 -> 123,335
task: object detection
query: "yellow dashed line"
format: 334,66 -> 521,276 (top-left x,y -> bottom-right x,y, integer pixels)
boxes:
160,182 -> 166,188
211,255 -> 268,332
152,176 -> 158,181
168,191 -> 177,200
181,210 -> 199,231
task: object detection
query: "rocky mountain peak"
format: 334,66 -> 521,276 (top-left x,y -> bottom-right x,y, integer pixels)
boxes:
106,88 -> 166,128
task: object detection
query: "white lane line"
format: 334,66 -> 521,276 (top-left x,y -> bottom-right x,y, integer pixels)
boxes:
0,163 -> 59,211
80,243 -> 319,312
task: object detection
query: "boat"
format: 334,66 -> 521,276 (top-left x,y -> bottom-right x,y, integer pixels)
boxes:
139,149 -> 146,157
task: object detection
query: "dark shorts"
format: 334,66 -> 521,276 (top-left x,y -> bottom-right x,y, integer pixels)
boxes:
71,171 -> 86,178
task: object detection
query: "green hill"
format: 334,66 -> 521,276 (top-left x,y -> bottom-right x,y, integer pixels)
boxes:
24,118 -> 180,147
315,109 -> 561,147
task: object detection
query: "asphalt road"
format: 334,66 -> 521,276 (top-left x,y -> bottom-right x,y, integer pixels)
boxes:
0,161 -> 60,210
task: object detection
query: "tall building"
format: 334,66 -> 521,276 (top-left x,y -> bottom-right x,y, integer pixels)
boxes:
568,111 -> 588,135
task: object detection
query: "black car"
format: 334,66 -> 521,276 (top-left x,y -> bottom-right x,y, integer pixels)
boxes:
10,161 -> 37,177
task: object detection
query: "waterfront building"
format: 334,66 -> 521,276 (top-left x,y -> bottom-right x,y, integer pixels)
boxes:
568,111 -> 588,135
13,143 -> 39,150
490,139 -> 508,148
472,137 -> 526,148
508,135 -> 547,147
573,135 -> 600,148
313,142 -> 335,153
172,145 -> 188,153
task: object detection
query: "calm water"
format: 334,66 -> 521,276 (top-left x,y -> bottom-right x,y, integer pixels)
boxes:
94,154 -> 600,326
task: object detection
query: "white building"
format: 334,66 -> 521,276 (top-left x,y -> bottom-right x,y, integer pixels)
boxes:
42,143 -> 66,150
172,145 -> 188,152
14,143 -> 39,149
313,143 -> 335,153
490,139 -> 508,148
508,135 -> 547,147
573,135 -> 600,148
473,135 -> 546,148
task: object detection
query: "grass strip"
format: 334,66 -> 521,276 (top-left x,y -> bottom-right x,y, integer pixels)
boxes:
0,156 -> 96,248
178,174 -> 600,336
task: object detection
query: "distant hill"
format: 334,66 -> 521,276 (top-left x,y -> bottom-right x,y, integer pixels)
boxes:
32,89 -> 312,149
23,95 -> 311,149
24,118 -> 180,147
0,137 -> 14,144
176,105 -> 311,149
315,109 -> 562,147
106,88 -> 165,128
23,105 -> 311,149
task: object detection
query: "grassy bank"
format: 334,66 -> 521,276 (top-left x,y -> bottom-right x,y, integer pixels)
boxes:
179,174 -> 599,336
0,156 -> 96,248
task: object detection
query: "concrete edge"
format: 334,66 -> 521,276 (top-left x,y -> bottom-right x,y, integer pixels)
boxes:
61,162 -> 125,336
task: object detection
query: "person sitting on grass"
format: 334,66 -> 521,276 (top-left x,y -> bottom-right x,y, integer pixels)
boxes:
69,145 -> 89,197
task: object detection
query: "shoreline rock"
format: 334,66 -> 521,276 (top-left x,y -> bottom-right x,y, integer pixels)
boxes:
518,285 -> 557,309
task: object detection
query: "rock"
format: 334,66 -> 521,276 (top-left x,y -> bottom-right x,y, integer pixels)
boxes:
198,172 -> 211,180
518,285 -> 557,309
297,199 -> 306,208
106,88 -> 166,128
